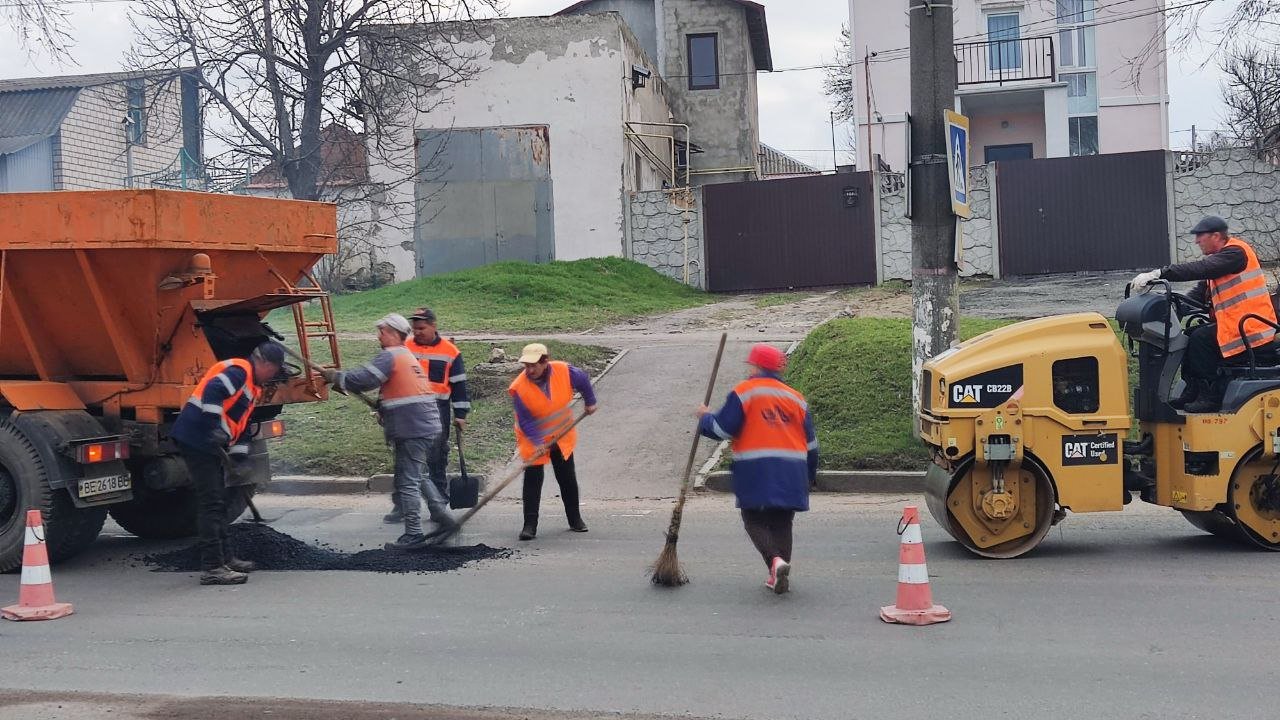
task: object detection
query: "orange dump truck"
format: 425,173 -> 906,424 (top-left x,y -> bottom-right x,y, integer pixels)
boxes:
0,189 -> 340,570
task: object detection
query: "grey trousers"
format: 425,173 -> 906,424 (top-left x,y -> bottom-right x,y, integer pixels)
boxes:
393,437 -> 449,535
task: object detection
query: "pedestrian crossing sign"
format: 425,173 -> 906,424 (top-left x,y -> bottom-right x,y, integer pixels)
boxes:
944,110 -> 971,219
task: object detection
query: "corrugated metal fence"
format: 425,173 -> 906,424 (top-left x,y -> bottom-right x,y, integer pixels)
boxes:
996,150 -> 1169,275
701,172 -> 877,292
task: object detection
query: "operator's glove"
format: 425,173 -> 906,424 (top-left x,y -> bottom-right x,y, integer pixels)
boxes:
318,367 -> 339,385
210,428 -> 231,447
1131,269 -> 1162,292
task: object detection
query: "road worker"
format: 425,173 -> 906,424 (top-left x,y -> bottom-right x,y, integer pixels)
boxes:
695,343 -> 818,594
510,342 -> 597,541
384,307 -> 472,523
320,314 -> 454,547
1132,215 -> 1280,412
171,341 -> 285,586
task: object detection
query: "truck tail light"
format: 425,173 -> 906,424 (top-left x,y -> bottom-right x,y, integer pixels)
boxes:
258,420 -> 286,440
76,440 -> 130,464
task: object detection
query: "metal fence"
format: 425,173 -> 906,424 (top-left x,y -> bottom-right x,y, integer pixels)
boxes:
956,36 -> 1056,87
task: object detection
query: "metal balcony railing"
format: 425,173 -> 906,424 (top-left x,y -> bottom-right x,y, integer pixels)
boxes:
956,35 -> 1056,87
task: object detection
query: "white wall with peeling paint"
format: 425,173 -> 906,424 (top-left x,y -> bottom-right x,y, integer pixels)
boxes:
370,14 -> 673,280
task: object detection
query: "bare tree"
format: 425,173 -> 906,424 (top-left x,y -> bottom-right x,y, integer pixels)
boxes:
822,26 -> 855,123
2,0 -> 72,59
1220,44 -> 1280,154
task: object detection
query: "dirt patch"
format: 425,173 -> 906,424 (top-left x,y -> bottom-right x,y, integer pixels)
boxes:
142,524 -> 511,574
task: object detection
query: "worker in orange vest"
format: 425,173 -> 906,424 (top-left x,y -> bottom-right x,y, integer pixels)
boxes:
1132,215 -> 1279,412
510,343 -> 598,541
171,341 -> 285,586
696,343 -> 818,594
319,314 -> 454,548
383,307 -> 472,523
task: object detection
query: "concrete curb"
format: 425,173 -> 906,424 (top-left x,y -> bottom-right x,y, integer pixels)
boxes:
264,476 -> 372,495
701,469 -> 926,494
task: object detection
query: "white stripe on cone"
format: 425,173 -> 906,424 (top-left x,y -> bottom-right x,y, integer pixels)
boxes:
901,523 -> 922,544
21,563 -> 52,586
25,526 -> 39,545
898,563 -> 929,584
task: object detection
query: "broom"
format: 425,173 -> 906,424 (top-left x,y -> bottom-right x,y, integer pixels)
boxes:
394,410 -> 592,550
649,331 -> 728,587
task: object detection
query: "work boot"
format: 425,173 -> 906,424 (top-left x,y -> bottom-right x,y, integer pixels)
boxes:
568,517 -> 588,533
1185,393 -> 1224,414
389,532 -> 426,549
200,565 -> 248,586
226,557 -> 257,573
383,508 -> 404,524
1170,380 -> 1202,410
519,520 -> 537,541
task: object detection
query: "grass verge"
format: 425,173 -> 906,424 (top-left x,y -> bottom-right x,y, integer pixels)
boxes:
318,257 -> 709,333
270,338 -> 614,476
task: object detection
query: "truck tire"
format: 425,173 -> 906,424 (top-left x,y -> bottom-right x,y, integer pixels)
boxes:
108,485 -> 253,540
0,418 -> 108,572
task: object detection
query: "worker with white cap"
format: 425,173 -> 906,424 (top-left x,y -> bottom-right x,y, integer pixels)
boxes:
320,314 -> 454,547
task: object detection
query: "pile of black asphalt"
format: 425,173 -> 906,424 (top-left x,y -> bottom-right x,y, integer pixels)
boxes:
143,523 -> 511,574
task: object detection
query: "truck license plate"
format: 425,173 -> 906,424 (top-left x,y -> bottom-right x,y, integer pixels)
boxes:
79,474 -> 131,498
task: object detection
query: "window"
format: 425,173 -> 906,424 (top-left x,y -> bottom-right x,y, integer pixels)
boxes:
1053,357 -> 1100,414
687,33 -> 719,90
1057,0 -> 1096,69
1063,71 -> 1098,115
126,78 -> 147,145
987,13 -> 1022,71
1069,116 -> 1099,156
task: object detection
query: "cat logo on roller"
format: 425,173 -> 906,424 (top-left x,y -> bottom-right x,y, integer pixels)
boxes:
947,365 -> 1023,409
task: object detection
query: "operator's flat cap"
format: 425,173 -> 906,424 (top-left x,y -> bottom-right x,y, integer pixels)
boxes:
1189,215 -> 1228,235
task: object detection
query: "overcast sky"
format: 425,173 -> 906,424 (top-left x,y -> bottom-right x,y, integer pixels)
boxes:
0,0 -> 1243,169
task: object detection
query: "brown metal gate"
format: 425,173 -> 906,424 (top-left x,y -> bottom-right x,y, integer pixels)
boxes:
701,172 -> 877,292
996,150 -> 1169,276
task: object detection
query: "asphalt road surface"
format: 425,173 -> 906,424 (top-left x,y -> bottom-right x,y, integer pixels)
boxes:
0,493 -> 1275,719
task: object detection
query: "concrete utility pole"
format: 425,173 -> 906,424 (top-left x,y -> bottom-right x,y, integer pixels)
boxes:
909,0 -> 959,424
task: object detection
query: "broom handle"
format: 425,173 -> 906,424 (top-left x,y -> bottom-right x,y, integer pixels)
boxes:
451,411 -> 591,528
279,344 -> 379,410
665,332 -> 728,538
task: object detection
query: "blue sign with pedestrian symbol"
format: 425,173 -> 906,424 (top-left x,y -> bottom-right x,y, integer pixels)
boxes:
944,110 -> 971,219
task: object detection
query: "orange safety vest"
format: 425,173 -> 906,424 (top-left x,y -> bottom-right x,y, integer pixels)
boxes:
510,361 -> 577,465
729,377 -> 810,464
377,346 -> 435,409
406,336 -> 461,400
188,358 -> 260,442
1210,237 -> 1278,358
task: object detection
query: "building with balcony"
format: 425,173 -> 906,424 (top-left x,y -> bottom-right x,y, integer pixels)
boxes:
848,0 -> 1169,171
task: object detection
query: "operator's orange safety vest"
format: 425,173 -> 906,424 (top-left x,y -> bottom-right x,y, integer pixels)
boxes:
510,361 -> 577,466
188,358 -> 260,442
730,377 -> 810,464
1211,237 -> 1277,358
406,336 -> 462,400
377,346 -> 435,409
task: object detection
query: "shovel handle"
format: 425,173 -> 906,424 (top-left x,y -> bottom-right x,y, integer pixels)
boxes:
279,344 -> 378,410
454,423 -> 468,479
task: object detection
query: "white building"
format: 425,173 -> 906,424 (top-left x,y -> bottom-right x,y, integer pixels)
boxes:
0,70 -> 201,192
368,0 -> 775,280
849,0 -> 1169,171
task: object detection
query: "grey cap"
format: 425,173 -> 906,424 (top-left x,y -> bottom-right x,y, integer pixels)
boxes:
376,313 -> 411,336
252,341 -> 285,366
1189,215 -> 1228,235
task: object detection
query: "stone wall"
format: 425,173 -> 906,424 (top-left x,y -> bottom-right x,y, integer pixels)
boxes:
877,164 -> 996,281
626,187 -> 704,289
1173,149 -> 1280,262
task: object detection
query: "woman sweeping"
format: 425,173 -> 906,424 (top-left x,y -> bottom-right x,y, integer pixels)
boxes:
696,343 -> 818,594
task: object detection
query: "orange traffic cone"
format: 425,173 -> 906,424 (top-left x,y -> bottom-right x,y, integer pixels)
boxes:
879,505 -> 950,626
2,510 -> 73,621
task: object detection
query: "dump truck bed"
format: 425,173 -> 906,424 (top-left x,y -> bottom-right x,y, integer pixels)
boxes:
0,190 -> 338,413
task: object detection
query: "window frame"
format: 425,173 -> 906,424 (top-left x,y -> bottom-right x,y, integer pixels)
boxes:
986,12 -> 1023,72
686,33 -> 720,91
125,78 -> 148,146
1068,115 -> 1099,157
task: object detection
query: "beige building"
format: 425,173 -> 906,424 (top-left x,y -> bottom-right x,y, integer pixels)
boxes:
848,0 -> 1169,171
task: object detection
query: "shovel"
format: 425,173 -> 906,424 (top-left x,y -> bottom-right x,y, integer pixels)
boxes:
448,425 -> 482,510
278,344 -> 378,410
215,446 -> 274,524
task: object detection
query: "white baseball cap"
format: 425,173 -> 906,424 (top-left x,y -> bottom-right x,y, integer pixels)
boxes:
376,313 -> 411,336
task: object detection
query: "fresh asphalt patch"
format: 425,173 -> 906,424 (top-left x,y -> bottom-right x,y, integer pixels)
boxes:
142,523 -> 512,574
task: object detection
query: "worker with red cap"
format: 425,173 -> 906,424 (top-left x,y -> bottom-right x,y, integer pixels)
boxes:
696,343 -> 818,594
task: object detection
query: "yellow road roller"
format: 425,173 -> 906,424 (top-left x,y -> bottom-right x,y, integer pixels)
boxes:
919,281 -> 1280,557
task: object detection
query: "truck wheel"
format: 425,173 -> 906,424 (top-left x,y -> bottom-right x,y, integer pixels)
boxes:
108,485 -> 254,540
0,418 -> 108,572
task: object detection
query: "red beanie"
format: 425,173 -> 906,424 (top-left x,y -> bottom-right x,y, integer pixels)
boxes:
746,343 -> 786,372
